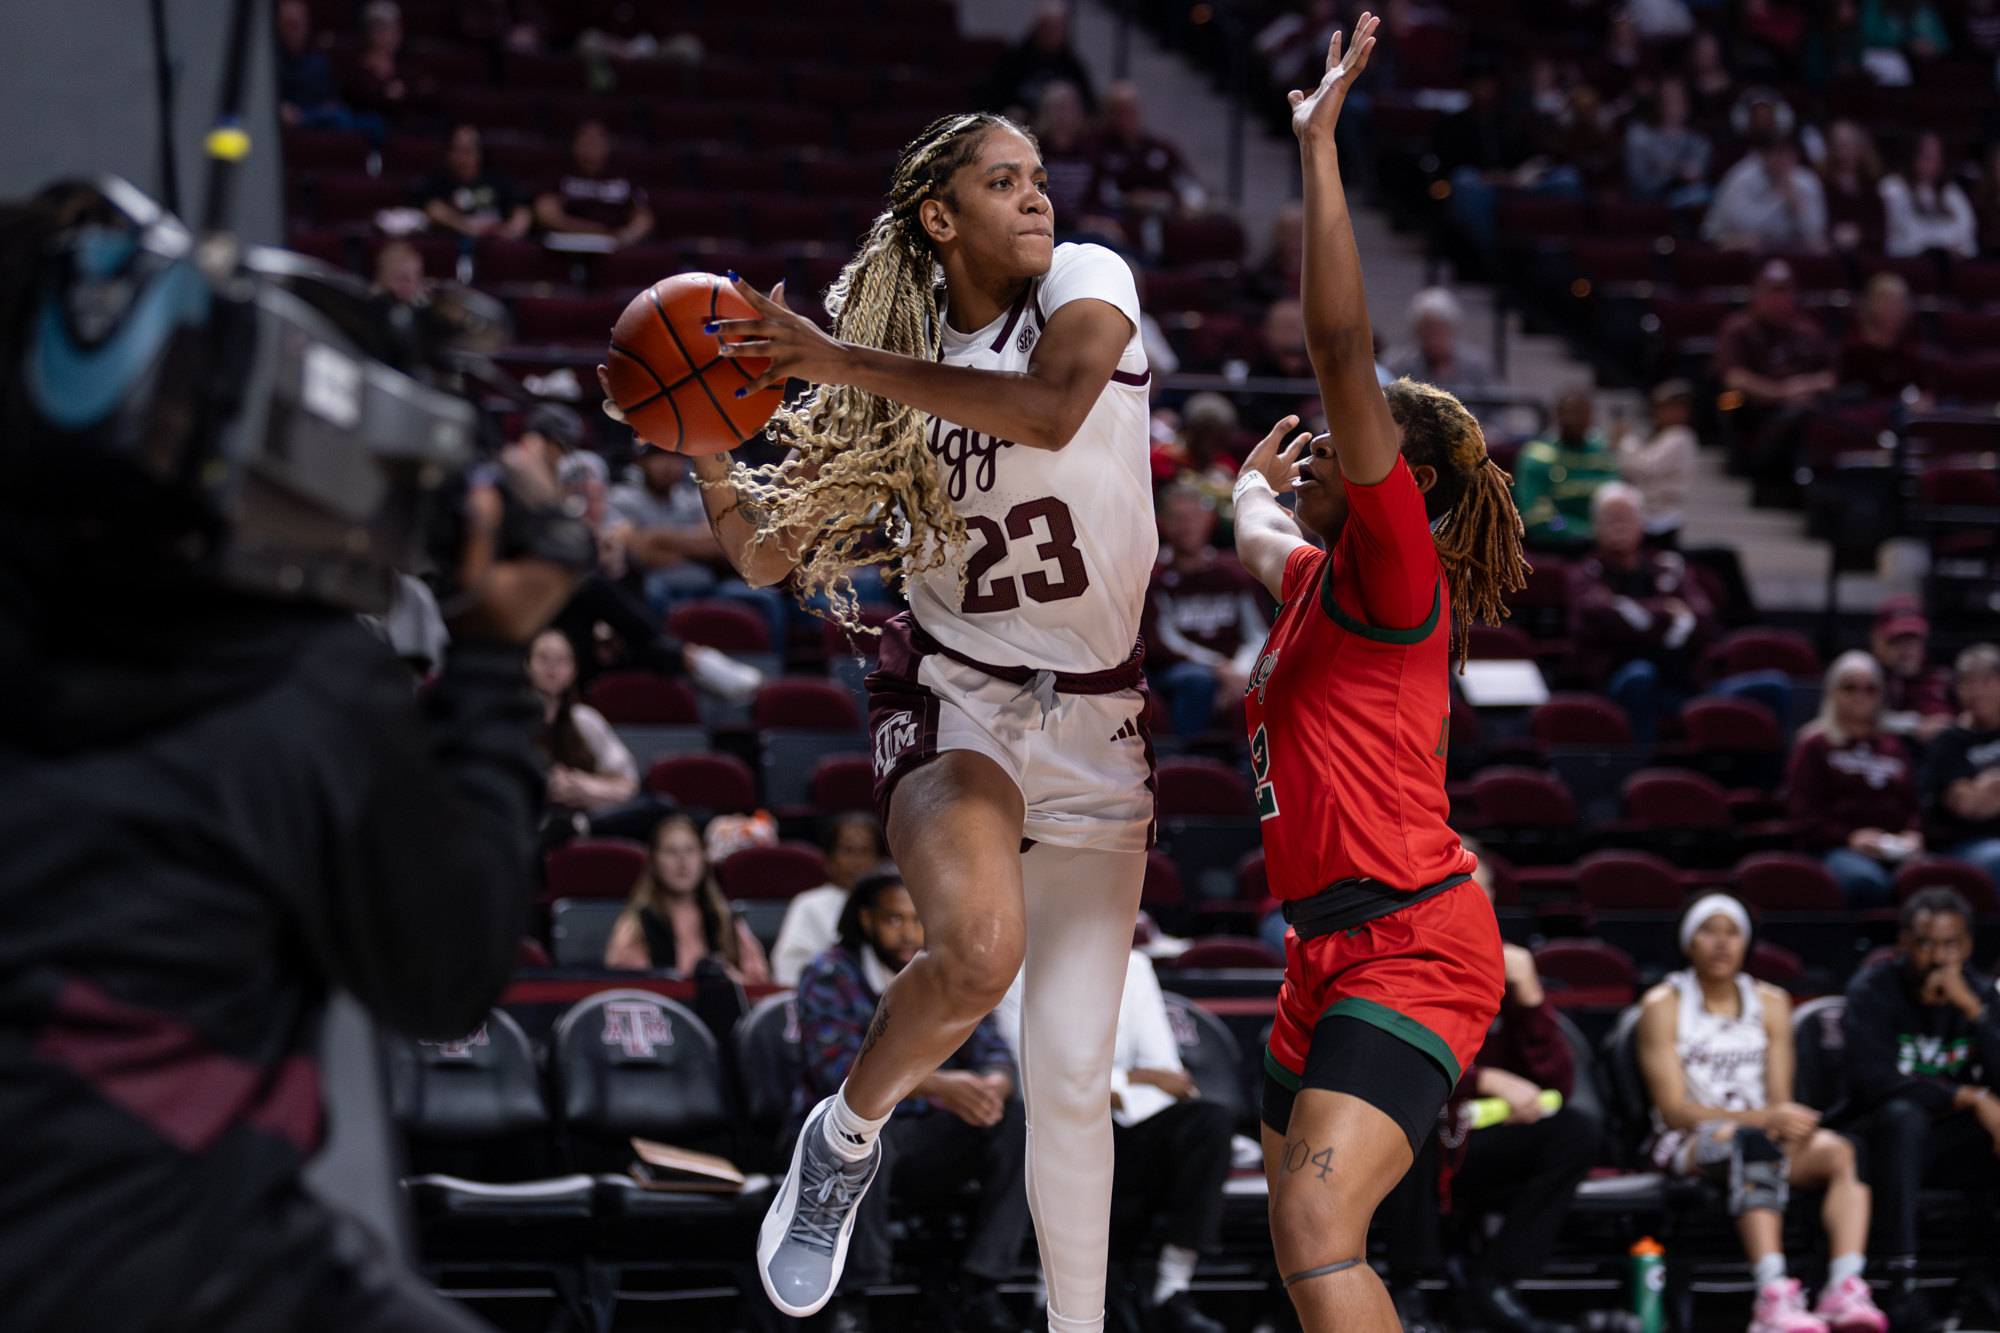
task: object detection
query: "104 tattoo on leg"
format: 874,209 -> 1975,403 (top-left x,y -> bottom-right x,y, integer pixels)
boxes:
1282,1137 -> 1339,1181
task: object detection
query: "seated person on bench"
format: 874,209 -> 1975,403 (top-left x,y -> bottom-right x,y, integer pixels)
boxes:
1637,895 -> 1885,1333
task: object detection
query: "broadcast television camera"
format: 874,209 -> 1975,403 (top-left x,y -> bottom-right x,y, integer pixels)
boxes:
5,175 -> 592,614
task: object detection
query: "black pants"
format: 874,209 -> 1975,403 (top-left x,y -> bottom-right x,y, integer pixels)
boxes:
551,574 -> 686,685
844,1097 -> 1031,1293
1381,1104 -> 1603,1284
1111,1098 -> 1236,1253
1845,1099 -> 2000,1258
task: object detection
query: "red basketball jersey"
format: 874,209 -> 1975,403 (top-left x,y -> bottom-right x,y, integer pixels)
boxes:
1244,457 -> 1476,902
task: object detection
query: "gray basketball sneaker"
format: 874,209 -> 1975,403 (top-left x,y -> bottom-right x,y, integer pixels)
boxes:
757,1096 -> 882,1317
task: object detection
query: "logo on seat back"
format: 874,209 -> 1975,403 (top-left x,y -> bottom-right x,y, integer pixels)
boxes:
425,1023 -> 490,1059
601,1002 -> 674,1057
874,709 -> 921,776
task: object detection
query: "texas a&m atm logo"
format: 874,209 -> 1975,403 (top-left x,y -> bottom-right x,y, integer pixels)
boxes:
875,709 -> 921,776
601,1001 -> 674,1057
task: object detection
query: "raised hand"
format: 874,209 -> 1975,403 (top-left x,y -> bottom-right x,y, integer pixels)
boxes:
1239,413 -> 1313,494
711,277 -> 857,397
1288,11 -> 1380,142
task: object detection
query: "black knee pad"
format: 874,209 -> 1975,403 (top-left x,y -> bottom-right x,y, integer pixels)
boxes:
1696,1125 -> 1788,1217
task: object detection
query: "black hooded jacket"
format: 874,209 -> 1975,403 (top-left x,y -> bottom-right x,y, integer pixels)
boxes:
0,569 -> 541,1331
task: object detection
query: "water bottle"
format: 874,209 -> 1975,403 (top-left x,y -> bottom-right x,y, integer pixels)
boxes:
1630,1236 -> 1665,1333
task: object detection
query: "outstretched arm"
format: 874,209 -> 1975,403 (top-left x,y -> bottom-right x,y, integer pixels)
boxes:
1291,15 -> 1401,488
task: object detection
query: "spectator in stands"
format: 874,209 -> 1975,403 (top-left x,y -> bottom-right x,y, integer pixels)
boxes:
1837,272 -> 1924,401
1615,379 -> 1697,548
605,813 -> 771,983
276,0 -> 383,141
1684,31 -> 1738,132
371,239 -> 427,306
1380,851 -> 1601,1333
982,0 -> 1097,116
534,120 -> 655,247
528,628 -> 639,817
1153,392 -> 1242,514
1834,885 -> 2000,1331
456,0 -> 547,53
416,124 -> 531,241
1545,85 -> 1622,193
1382,286 -> 1494,391
795,869 -> 1028,1333
1881,131 -> 1978,260
1034,82 -> 1109,240
1255,298 -> 1312,380
605,438 -> 788,652
1568,483 -> 1718,745
1514,390 -> 1619,551
1713,260 -> 1836,489
1626,78 -> 1714,209
344,1 -> 436,121
1921,643 -> 2000,886
1870,596 -> 1956,745
770,813 -> 890,987
1637,896 -> 1886,1333
1092,81 -> 1205,220
1786,651 -> 1923,907
1704,133 -> 1829,251
1143,485 -> 1268,737
1107,948 -> 1233,1333
1858,0 -> 1951,58
1251,202 -> 1305,298
1969,0 -> 2000,61
1817,120 -> 1886,254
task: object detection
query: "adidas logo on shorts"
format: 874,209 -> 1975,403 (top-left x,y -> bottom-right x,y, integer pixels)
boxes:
1108,717 -> 1141,743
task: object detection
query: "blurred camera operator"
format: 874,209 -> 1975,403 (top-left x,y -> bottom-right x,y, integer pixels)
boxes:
0,183 -> 578,1331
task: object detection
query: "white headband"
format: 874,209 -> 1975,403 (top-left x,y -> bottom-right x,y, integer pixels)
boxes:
1680,893 -> 1751,954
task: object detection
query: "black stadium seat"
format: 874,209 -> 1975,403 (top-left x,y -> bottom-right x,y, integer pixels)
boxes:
1160,990 -> 1251,1131
553,989 -> 734,1172
732,990 -> 803,1170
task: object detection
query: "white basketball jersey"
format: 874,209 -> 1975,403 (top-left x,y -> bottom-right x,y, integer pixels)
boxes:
1666,969 -> 1768,1113
905,242 -> 1155,675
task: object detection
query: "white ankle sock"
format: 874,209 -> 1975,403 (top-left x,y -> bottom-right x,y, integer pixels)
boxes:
1827,1253 -> 1866,1288
1153,1244 -> 1198,1304
821,1088 -> 889,1162
1753,1254 -> 1787,1290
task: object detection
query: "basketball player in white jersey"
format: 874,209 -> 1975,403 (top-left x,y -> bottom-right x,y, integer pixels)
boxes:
603,114 -> 1162,1333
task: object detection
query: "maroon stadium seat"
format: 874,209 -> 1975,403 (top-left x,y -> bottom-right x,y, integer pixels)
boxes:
1955,263 -> 2000,306
885,74 -> 971,107
651,102 -> 747,145
798,157 -> 893,199
443,88 -> 538,133
1920,356 -> 2000,402
1472,768 -> 1577,828
1497,196 -> 1583,239
1156,758 -> 1253,817
405,50 -> 490,86
475,236 -> 576,286
748,107 -> 836,149
585,671 -> 699,725
1858,254 -> 1942,296
1238,850 -> 1268,903
313,173 -> 412,224
1534,694 -> 1634,748
1143,269 -> 1215,315
594,245 -> 686,291
810,756 -> 876,812
287,230 -> 355,272
544,837 -> 649,901
1575,848 -> 1686,910
381,134 -> 445,176
1532,938 -> 1636,1006
1500,559 -> 1569,636
510,296 -> 625,347
689,152 -> 787,192
1747,941 -> 1805,985
753,679 -> 859,731
517,937 -> 552,968
1939,311 -> 2000,354
1466,624 -> 1538,660
746,199 -> 838,246
720,844 -> 827,900
284,129 -> 371,171
1142,851 -> 1184,911
1893,858 -> 2000,913
502,51 -> 587,89
1164,937 -> 1283,970
647,753 -> 758,813
1594,199 -> 1675,239
1717,628 -> 1819,678
792,67 -> 877,108
1671,247 -> 1755,289
486,141 -> 570,183
1574,238 -> 1663,284
1161,215 -> 1246,267
1736,852 -> 1844,912
847,108 -> 941,154
1624,768 -> 1731,828
668,600 -> 770,653
646,191 -> 740,242
1680,696 -> 1783,753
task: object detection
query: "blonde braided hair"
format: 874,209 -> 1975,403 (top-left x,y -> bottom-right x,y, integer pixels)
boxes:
720,112 -> 1036,627
1381,378 -> 1532,667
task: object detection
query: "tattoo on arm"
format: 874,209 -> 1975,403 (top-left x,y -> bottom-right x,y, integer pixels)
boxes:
859,999 -> 890,1060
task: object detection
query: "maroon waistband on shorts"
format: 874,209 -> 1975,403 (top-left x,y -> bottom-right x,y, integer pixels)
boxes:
898,613 -> 1145,697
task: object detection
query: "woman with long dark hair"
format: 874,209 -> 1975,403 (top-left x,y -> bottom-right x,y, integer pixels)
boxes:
604,813 -> 769,984
527,629 -> 637,815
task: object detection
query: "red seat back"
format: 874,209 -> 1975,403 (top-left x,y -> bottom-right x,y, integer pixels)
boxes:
1534,693 -> 1634,748
1467,624 -> 1538,660
1142,851 -> 1184,910
586,671 -> 699,725
1747,941 -> 1805,985
1623,769 -> 1730,828
810,756 -> 876,812
720,844 -> 828,900
1156,758 -> 1253,817
1238,851 -> 1268,903
669,600 -> 771,653
1680,696 -> 1782,753
1472,768 -> 1578,829
544,837 -> 648,902
1576,849 -> 1686,910
1720,629 -> 1820,678
1161,215 -> 1246,266
647,753 -> 757,813
1533,938 -> 1637,1003
754,678 -> 859,731
1164,937 -> 1283,970
1736,852 -> 1845,911
1893,858 -> 2000,913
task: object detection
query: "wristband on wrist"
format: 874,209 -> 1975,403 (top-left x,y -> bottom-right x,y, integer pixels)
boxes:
1232,470 -> 1277,506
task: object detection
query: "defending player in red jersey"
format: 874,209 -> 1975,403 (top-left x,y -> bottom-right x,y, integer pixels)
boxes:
1230,17 -> 1532,1333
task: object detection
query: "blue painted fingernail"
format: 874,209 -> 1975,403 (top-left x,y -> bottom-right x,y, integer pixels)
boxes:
735,387 -> 746,399
704,322 -> 717,333
726,270 -> 740,280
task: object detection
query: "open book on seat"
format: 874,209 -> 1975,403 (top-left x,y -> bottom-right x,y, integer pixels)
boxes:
628,1138 -> 750,1193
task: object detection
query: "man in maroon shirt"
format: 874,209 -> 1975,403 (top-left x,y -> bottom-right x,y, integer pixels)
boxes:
1787,651 -> 1923,908
1379,851 -> 1600,1333
1712,260 -> 1836,495
1871,596 -> 1955,748
1141,486 -> 1267,737
1090,81 -> 1202,218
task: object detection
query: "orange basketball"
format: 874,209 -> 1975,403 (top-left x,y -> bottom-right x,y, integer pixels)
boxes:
602,273 -> 784,455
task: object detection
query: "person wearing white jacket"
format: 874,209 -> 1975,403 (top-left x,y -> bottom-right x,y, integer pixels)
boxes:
1880,132 -> 1979,259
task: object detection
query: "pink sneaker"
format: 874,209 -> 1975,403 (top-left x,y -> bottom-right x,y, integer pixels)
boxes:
1813,1276 -> 1888,1333
1750,1279 -> 1830,1333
